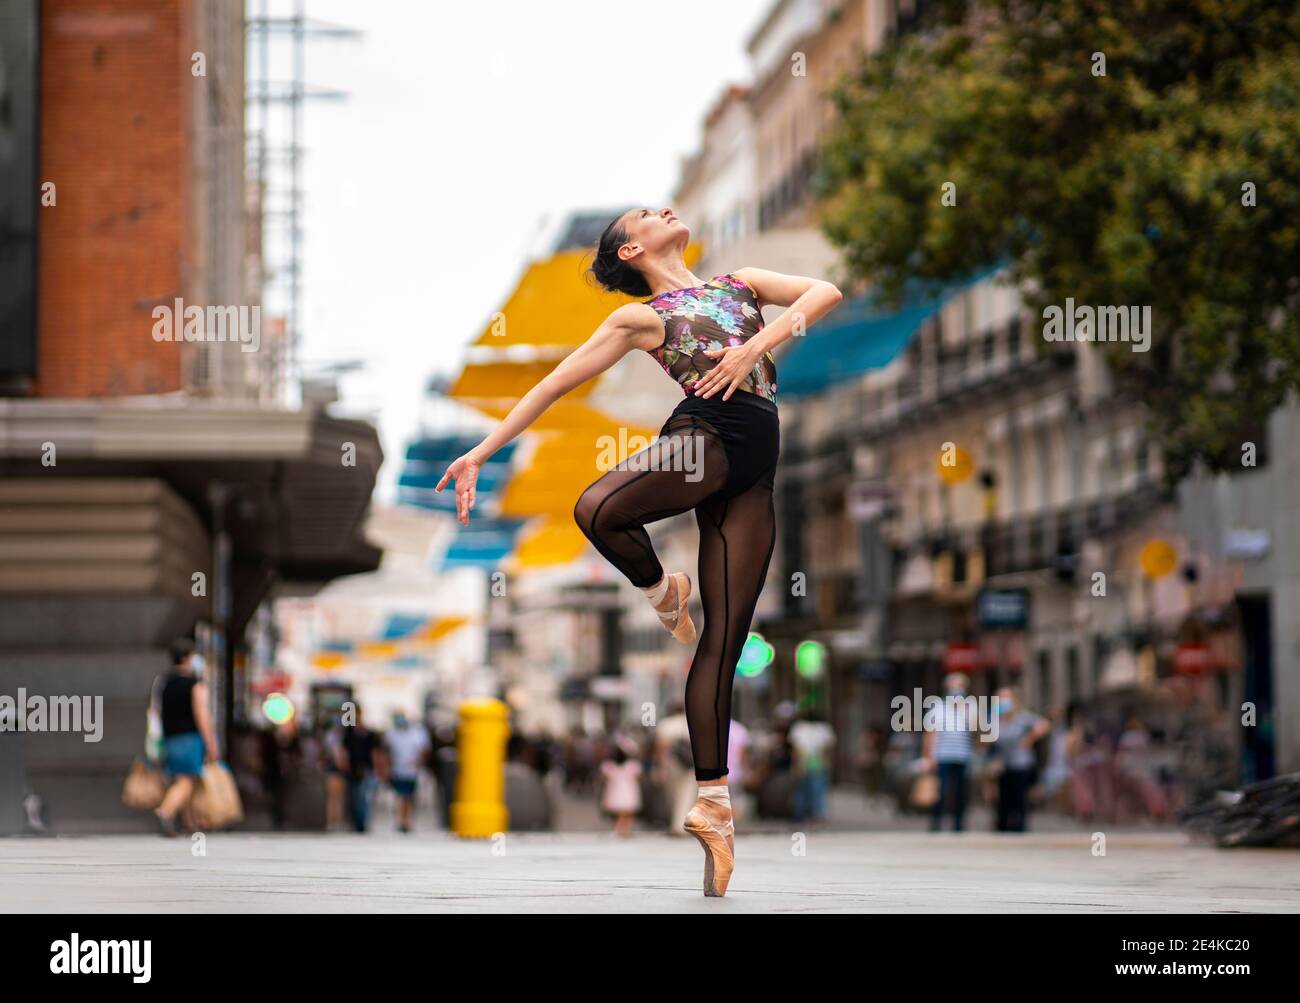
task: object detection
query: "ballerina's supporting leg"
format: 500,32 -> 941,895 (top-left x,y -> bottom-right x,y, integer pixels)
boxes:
681,478 -> 776,897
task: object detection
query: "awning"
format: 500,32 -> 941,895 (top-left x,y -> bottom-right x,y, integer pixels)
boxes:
397,437 -> 517,513
423,238 -> 704,571
0,397 -> 384,585
310,614 -> 473,671
448,360 -> 596,400
439,516 -> 530,569
498,428 -> 656,518
778,265 -> 1004,398
468,245 -> 702,348
505,515 -> 590,570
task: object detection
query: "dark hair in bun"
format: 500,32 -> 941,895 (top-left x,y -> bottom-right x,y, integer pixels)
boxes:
587,212 -> 651,297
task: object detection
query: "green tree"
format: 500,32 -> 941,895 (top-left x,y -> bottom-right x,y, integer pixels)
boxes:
817,0 -> 1300,479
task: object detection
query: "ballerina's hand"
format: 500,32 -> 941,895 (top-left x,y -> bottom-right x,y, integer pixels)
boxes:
435,454 -> 481,526
694,344 -> 761,400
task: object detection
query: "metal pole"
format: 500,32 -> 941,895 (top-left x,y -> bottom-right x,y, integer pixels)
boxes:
289,0 -> 304,395
209,482 -> 233,755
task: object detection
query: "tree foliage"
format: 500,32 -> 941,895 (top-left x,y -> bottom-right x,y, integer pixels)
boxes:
817,0 -> 1300,478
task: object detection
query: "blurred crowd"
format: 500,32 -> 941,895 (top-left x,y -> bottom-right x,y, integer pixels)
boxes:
214,679 -> 1237,835
873,674 -> 1240,832
221,698 -> 838,835
538,701 -> 838,835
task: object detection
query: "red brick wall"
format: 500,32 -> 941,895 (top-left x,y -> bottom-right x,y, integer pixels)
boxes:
37,0 -> 191,398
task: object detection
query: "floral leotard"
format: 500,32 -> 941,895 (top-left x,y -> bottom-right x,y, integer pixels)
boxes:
643,273 -> 777,402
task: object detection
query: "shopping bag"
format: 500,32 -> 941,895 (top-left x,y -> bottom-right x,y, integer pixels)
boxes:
186,762 -> 244,830
121,758 -> 166,811
911,770 -> 939,809
144,674 -> 164,764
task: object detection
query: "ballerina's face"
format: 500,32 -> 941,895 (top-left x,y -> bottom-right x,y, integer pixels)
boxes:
616,206 -> 690,264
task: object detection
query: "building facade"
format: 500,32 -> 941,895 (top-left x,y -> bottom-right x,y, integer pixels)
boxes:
629,0 -> 1271,791
0,0 -> 381,833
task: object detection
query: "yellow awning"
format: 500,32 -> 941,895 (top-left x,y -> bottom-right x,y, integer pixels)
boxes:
462,397 -> 651,434
505,515 -> 592,570
446,240 -> 700,569
418,615 -> 471,642
448,360 -> 596,402
469,243 -> 702,348
498,429 -> 658,517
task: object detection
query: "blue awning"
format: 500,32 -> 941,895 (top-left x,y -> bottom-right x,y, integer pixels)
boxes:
398,464 -> 510,511
397,437 -> 517,512
777,265 -> 1003,398
403,436 -> 516,465
436,517 -> 530,570
380,613 -> 428,640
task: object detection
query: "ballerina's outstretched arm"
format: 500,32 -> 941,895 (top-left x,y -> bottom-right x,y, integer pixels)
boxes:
434,301 -> 662,525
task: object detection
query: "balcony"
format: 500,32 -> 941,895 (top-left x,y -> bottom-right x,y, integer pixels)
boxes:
973,484 -> 1165,580
758,147 -> 819,231
818,571 -> 863,621
861,342 -> 1076,442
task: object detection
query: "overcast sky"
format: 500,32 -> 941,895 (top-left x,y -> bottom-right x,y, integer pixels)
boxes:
275,0 -> 771,497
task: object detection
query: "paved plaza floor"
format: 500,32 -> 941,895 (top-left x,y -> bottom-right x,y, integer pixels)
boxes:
2,828 -> 1296,913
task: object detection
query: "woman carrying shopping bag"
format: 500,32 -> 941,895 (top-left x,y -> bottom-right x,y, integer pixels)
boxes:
152,639 -> 221,836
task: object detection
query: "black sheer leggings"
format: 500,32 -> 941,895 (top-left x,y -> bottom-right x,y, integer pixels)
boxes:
573,415 -> 777,781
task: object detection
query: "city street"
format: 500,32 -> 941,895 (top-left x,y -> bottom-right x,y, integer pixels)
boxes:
4,0 -> 1299,943
3,828 -> 1295,913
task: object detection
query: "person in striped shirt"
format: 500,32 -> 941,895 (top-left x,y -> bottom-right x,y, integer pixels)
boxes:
922,673 -> 977,832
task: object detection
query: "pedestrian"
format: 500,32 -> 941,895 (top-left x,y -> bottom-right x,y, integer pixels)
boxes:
789,708 -> 835,822
1041,704 -> 1073,812
564,727 -> 597,795
990,687 -> 1050,832
654,702 -> 697,837
321,716 -> 347,830
259,718 -> 300,831
431,721 -> 458,828
1115,714 -> 1169,823
921,673 -> 976,832
384,712 -> 430,833
599,737 -> 642,836
154,639 -> 220,837
858,724 -> 885,803
726,717 -> 751,822
338,705 -> 382,833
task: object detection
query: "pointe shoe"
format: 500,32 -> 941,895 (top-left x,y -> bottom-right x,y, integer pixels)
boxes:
654,571 -> 696,644
683,802 -> 735,897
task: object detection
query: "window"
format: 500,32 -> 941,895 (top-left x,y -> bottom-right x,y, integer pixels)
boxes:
1037,426 -> 1053,511
1092,634 -> 1107,692
1007,419 -> 1023,516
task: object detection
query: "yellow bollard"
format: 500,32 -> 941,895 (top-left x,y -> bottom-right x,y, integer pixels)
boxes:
450,698 -> 510,837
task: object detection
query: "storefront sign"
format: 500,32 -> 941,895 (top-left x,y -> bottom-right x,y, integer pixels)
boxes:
1224,528 -> 1269,560
943,643 -> 981,672
1173,643 -> 1212,675
976,588 -> 1029,628
846,480 -> 893,521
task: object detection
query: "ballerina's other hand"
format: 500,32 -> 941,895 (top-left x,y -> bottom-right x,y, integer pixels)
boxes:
435,454 -> 481,526
694,343 -> 761,400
